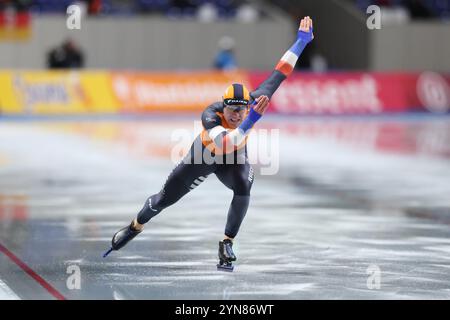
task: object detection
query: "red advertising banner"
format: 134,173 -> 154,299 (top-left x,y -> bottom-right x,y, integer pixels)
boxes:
249,71 -> 450,114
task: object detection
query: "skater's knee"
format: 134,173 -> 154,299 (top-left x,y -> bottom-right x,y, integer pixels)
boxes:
232,179 -> 252,196
233,189 -> 250,196
232,168 -> 253,195
152,183 -> 186,209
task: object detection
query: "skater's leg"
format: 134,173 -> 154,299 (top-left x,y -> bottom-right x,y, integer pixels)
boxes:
223,194 -> 250,239
215,157 -> 253,270
105,138 -> 215,256
136,137 -> 216,224
137,160 -> 214,224
215,156 -> 254,239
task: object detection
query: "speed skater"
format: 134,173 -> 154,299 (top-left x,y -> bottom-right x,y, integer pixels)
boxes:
104,16 -> 315,272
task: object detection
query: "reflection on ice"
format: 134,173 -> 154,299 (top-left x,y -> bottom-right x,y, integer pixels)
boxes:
0,116 -> 450,299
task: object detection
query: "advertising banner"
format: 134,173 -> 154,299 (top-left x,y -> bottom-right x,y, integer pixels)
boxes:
1,70 -> 449,115
110,71 -> 251,113
249,72 -> 450,115
0,71 -> 119,114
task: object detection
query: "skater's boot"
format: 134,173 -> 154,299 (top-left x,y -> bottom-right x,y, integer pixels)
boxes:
103,220 -> 143,257
217,239 -> 236,272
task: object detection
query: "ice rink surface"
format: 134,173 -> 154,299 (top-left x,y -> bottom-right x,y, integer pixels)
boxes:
1,114 -> 450,300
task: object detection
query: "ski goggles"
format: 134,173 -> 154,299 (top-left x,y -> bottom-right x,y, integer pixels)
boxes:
224,104 -> 248,112
224,97 -> 249,105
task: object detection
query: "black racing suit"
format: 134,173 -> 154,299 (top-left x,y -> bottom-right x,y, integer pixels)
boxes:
137,71 -> 286,238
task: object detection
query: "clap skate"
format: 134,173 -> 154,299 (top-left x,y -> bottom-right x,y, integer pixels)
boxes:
217,239 -> 236,272
103,220 -> 142,257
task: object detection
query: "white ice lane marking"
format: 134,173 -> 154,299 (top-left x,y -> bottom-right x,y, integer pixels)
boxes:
0,279 -> 20,300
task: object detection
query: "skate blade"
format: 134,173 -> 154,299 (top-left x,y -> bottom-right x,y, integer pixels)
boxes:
103,247 -> 113,258
217,264 -> 234,272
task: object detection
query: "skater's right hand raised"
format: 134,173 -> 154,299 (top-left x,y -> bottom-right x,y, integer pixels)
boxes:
298,16 -> 314,44
253,95 -> 269,115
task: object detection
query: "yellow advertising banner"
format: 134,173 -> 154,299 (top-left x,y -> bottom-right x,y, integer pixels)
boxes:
0,71 -> 119,114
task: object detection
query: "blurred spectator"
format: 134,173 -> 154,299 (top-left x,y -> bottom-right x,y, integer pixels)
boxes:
311,52 -> 328,73
236,3 -> 259,23
14,0 -> 31,11
0,0 -> 31,11
72,1 -> 88,16
405,0 -> 433,19
80,0 -> 101,15
213,36 -> 237,71
47,38 -> 85,69
172,0 -> 194,9
27,0 -> 251,19
355,0 -> 447,19
197,2 -> 218,22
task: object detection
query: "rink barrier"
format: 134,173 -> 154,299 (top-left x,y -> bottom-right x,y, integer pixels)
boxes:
0,70 -> 449,115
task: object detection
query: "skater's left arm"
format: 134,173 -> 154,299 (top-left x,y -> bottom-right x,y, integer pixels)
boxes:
250,16 -> 314,101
